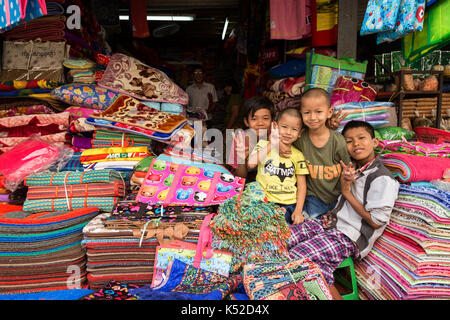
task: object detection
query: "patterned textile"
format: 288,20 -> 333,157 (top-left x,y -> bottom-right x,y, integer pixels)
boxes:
80,146 -> 150,164
243,259 -> 333,300
330,76 -> 377,108
98,53 -> 189,104
80,280 -> 139,300
92,130 -> 152,148
137,158 -> 245,206
287,219 -> 358,285
0,112 -> 69,128
22,197 -> 121,213
110,201 -> 217,221
133,259 -> 240,300
24,170 -> 125,186
51,84 -> 119,110
90,95 -> 187,134
210,194 -> 291,273
0,80 -> 62,92
26,181 -> 126,200
376,140 -> 450,158
0,105 -> 55,119
152,240 -> 233,287
355,184 -> 450,300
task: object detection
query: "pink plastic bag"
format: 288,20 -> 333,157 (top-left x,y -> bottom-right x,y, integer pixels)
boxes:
0,136 -> 67,191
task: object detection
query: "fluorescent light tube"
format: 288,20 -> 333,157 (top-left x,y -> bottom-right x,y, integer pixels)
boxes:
119,15 -> 194,21
222,18 -> 229,40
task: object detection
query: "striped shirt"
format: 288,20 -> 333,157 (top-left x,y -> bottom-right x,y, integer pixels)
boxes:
330,158 -> 399,258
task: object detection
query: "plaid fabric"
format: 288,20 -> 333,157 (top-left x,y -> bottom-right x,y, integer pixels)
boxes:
287,219 -> 358,285
24,170 -> 125,186
23,197 -> 120,213
26,181 -> 126,200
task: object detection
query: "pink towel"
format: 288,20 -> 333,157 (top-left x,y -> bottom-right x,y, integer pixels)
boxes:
270,0 -> 311,40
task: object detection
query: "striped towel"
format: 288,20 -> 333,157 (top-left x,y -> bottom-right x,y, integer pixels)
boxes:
26,181 -> 126,200
58,152 -> 84,172
24,170 -> 125,186
23,197 -> 121,213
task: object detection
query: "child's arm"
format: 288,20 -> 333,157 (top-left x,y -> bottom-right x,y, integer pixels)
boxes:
291,174 -> 307,225
339,161 -> 383,229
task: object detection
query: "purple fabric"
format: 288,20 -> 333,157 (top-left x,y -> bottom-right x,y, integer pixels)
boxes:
72,135 -> 92,150
288,219 -> 358,285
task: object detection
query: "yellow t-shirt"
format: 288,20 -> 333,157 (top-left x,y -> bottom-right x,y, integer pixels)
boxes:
252,140 -> 309,205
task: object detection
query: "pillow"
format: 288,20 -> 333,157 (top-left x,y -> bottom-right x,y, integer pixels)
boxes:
330,76 -> 377,108
360,0 -> 402,35
51,84 -> 119,110
98,53 -> 189,105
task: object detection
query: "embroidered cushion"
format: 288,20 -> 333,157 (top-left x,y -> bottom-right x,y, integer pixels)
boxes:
51,84 -> 119,110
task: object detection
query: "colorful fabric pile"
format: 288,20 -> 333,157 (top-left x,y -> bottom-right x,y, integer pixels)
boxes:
22,170 -> 126,213
210,194 -> 291,273
376,140 -> 450,158
81,198 -> 214,290
334,101 -> 394,132
0,206 -> 100,294
380,153 -> 450,182
0,112 -> 70,154
355,184 -> 450,299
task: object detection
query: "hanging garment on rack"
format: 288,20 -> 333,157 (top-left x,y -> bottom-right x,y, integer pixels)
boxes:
270,0 -> 312,40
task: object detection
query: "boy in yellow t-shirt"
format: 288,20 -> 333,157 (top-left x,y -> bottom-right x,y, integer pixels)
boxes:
248,108 -> 309,225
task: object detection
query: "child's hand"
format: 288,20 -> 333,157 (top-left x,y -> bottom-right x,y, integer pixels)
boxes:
329,109 -> 349,130
340,160 -> 356,193
269,122 -> 280,152
291,209 -> 305,225
232,131 -> 249,162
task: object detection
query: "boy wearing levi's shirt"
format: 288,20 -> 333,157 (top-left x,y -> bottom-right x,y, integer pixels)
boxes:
248,108 -> 309,225
293,88 -> 351,219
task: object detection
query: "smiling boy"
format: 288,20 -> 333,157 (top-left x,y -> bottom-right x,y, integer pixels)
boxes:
287,120 -> 399,299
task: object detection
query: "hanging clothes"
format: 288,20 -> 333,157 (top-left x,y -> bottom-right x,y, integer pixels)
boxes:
270,0 -> 312,40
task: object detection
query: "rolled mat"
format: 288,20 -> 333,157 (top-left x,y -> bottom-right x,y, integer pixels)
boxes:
24,170 -> 126,186
22,197 -> 121,213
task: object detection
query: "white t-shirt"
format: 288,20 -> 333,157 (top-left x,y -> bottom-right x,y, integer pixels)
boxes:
186,82 -> 218,114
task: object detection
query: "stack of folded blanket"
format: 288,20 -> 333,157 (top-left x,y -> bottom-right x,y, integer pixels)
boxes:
90,129 -> 153,149
81,197 -> 215,290
0,206 -> 100,294
380,153 -> 450,182
355,184 -> 450,300
22,170 -> 126,213
0,112 -> 70,154
2,15 -> 67,42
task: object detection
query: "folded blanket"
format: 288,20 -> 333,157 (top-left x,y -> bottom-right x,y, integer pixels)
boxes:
0,80 -> 63,92
380,154 -> 450,182
26,181 -> 126,200
24,170 -> 125,186
377,140 -> 450,158
80,146 -> 150,164
90,95 -> 187,134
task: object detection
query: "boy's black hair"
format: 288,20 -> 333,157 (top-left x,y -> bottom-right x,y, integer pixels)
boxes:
223,78 -> 240,94
191,65 -> 205,73
301,87 -> 331,107
275,107 -> 302,122
243,96 -> 275,120
342,120 -> 375,138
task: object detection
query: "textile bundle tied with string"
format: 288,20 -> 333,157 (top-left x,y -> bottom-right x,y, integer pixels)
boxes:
209,182 -> 291,273
22,169 -> 127,213
334,101 -> 394,132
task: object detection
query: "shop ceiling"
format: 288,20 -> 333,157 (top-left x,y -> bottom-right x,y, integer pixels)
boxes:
120,0 -> 241,44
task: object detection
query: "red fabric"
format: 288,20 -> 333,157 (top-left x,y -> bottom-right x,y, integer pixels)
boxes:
311,0 -> 338,47
130,0 -> 150,38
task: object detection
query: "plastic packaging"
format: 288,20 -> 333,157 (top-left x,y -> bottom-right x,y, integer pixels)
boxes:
375,126 -> 415,141
0,135 -> 73,191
